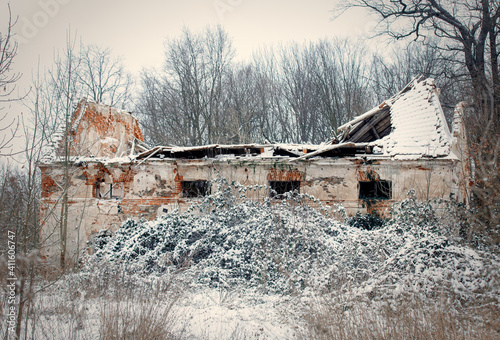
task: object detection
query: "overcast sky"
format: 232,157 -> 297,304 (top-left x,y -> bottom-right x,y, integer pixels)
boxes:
0,0 -> 382,159
3,0 -> 379,94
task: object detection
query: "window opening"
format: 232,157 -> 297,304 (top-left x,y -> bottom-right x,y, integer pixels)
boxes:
182,180 -> 211,198
94,179 -> 104,198
94,181 -> 124,199
359,180 -> 392,200
269,181 -> 300,198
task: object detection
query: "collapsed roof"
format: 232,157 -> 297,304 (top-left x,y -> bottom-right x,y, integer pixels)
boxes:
133,77 -> 454,161
43,77 -> 457,164
378,78 -> 452,158
295,77 -> 453,160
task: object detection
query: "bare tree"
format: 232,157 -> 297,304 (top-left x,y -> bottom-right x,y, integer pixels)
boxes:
265,38 -> 373,143
0,20 -> 135,338
278,42 -> 320,143
312,38 -> 373,138
221,64 -> 261,144
18,33 -> 135,271
250,48 -> 288,143
78,44 -> 134,110
336,0 -> 500,242
336,0 -> 499,129
337,3 -> 496,85
0,4 -> 21,156
136,69 -> 176,145
54,38 -> 78,271
139,33 -> 376,145
369,41 -> 463,124
0,165 -> 38,251
0,4 -> 20,104
138,25 -> 235,146
0,8 -> 50,337
0,6 -> 40,339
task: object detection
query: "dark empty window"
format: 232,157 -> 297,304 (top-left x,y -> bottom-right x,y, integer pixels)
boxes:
95,182 -> 124,199
359,180 -> 392,200
269,181 -> 300,198
182,180 -> 211,198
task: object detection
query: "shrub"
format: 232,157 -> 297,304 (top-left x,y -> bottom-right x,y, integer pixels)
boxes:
82,179 -> 500,303
345,211 -> 385,230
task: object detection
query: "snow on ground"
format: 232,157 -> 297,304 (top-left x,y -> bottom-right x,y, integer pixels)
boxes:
176,287 -> 296,339
21,283 -> 298,339
3,180 -> 499,339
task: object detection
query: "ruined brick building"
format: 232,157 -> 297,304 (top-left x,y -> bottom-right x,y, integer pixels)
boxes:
39,78 -> 471,264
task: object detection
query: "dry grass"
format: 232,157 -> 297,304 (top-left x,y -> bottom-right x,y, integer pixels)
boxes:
2,261 -> 498,339
0,264 -> 185,340
299,293 -> 500,340
3,279 -> 499,339
99,295 -> 181,340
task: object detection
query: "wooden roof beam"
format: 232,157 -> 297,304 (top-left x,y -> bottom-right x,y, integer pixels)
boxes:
347,109 -> 390,142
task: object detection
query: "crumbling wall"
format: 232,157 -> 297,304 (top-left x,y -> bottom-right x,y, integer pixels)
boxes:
39,156 -> 461,265
68,99 -> 143,158
450,102 -> 472,206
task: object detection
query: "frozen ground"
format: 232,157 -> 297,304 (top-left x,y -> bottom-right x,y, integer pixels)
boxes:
13,283 -> 300,339
175,288 -> 297,339
7,280 -> 498,340
2,183 -> 499,339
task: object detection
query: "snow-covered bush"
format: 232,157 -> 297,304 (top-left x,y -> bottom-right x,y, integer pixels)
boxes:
345,211 -> 385,230
353,193 -> 499,304
84,179 -> 342,293
82,179 -> 499,303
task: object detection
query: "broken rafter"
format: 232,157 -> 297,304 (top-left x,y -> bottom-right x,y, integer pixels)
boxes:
346,108 -> 390,143
292,142 -> 369,161
337,76 -> 425,134
135,146 -> 161,166
337,103 -> 387,133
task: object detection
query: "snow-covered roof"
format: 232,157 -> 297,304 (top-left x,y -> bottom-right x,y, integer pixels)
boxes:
296,77 -> 452,160
370,78 -> 452,158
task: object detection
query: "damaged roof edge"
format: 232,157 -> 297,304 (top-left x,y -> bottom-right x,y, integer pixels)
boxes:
292,142 -> 371,161
42,76 -> 460,164
338,75 -> 425,134
337,103 -> 389,133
